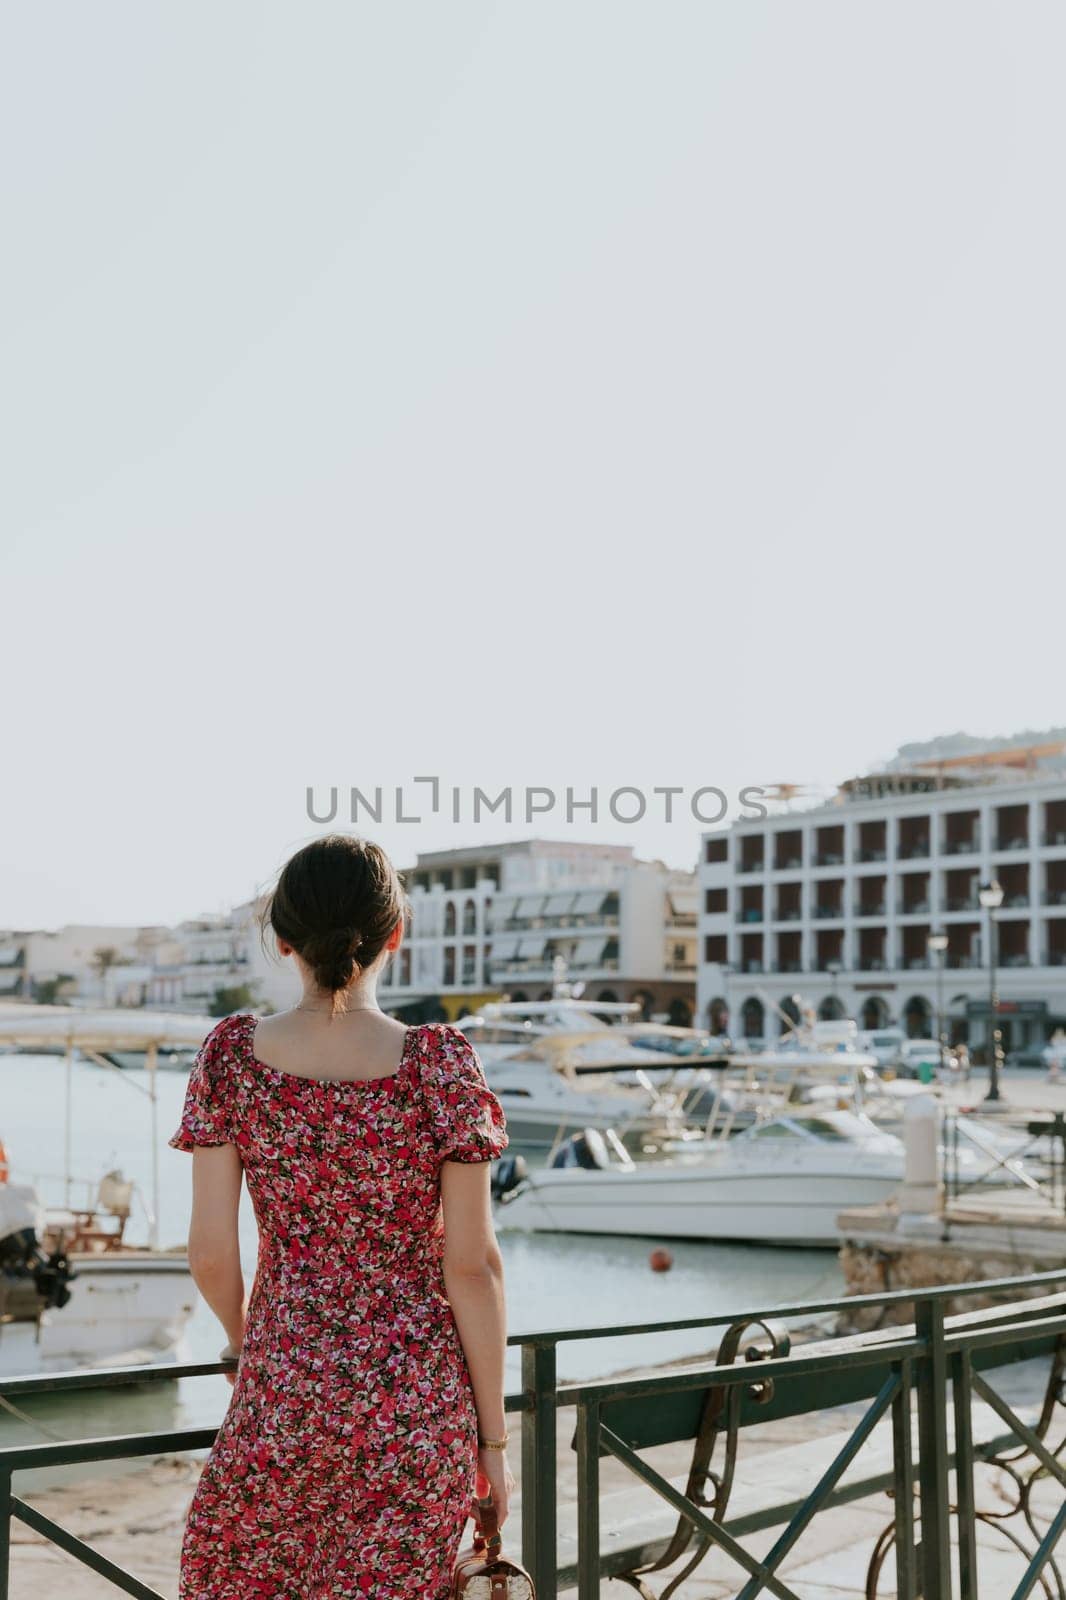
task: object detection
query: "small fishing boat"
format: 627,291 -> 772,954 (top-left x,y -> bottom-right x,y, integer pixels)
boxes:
0,1005 -> 209,1373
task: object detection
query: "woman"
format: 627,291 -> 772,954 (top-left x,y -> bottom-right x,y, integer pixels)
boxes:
170,835 -> 512,1598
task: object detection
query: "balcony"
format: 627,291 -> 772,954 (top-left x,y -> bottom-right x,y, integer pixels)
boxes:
898,900 -> 931,917
1003,894 -> 1031,909
774,856 -> 803,872
945,896 -> 978,913
736,910 -> 764,924
1043,890 -> 1066,906
737,859 -> 765,874
858,849 -> 887,864
947,955 -> 980,970
664,960 -> 697,974
944,837 -> 980,856
771,961 -> 803,974
813,852 -> 844,867
857,959 -> 887,972
897,840 -> 931,861
1043,831 -> 1066,848
1002,954 -> 1032,969
855,902 -> 886,918
774,908 -> 802,923
741,960 -> 764,975
812,905 -> 843,920
902,957 -> 930,970
995,836 -> 1029,852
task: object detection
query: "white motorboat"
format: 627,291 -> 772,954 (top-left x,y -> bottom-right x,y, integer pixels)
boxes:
492,1109 -> 907,1247
456,1000 -> 732,1147
0,1005 -> 209,1371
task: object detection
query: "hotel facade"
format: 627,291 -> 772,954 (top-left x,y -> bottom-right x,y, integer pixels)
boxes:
380,839 -> 697,1023
697,738 -> 1066,1056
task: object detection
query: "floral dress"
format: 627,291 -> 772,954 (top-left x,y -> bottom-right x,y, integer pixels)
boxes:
169,1013 -> 508,1600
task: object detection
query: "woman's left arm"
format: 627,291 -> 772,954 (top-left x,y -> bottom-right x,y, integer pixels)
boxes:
188,1144 -> 246,1366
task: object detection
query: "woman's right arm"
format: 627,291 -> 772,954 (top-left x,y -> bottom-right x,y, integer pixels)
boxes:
441,1159 -> 514,1525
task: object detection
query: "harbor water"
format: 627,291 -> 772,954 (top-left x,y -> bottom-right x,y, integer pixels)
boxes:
1,1050 -> 843,1472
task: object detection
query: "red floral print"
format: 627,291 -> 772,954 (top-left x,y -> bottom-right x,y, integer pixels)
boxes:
169,1014 -> 508,1599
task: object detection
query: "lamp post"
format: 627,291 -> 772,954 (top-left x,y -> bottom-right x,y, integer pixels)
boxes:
978,880 -> 1005,1102
720,962 -> 733,1044
928,931 -> 949,1074
826,958 -> 843,1018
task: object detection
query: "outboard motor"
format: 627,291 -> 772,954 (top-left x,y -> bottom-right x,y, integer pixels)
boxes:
490,1153 -> 529,1202
0,1183 -> 75,1312
549,1128 -> 611,1172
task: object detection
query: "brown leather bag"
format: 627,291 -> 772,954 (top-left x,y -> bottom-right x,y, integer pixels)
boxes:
451,1495 -> 535,1598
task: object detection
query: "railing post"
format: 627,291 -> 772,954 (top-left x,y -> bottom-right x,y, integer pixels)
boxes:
892,1358 -> 917,1600
574,1399 -> 601,1600
952,1350 -> 978,1600
916,1297 -> 953,1600
521,1339 -> 557,1600
0,1468 -> 10,1599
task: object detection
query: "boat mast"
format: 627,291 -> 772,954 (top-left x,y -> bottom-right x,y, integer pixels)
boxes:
64,1035 -> 74,1209
146,1040 -> 160,1250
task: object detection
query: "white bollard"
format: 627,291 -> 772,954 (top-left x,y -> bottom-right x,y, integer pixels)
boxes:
900,1094 -> 942,1216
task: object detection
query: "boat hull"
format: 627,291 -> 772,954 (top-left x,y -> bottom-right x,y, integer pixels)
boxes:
495,1165 -> 900,1247
0,1251 -> 196,1375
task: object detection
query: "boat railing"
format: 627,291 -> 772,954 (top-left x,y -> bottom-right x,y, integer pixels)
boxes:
4,1271 -> 1066,1598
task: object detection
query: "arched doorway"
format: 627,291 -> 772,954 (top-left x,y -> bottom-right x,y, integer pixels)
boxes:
741,997 -> 764,1042
537,989 -> 553,1001
509,990 -> 528,1002
667,998 -> 692,1028
818,995 -> 847,1021
631,988 -> 656,1021
462,898 -> 477,936
596,988 -> 620,1004
780,996 -> 802,1030
707,997 -> 728,1035
443,902 -> 457,937
861,996 -> 890,1031
904,995 -> 932,1039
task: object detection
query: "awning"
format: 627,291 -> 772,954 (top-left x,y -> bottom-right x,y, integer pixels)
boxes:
514,895 -> 546,920
489,897 -> 516,928
572,889 -> 610,916
0,974 -> 22,993
488,933 -> 520,961
0,947 -> 22,967
572,937 -> 610,967
543,891 -> 577,917
667,890 -> 697,918
517,935 -> 549,960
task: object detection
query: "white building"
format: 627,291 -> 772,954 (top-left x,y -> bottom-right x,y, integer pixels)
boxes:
0,925 -> 172,1006
380,840 -> 697,1024
697,733 -> 1066,1056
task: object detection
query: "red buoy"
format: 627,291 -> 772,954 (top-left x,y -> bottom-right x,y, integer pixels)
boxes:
649,1248 -> 673,1273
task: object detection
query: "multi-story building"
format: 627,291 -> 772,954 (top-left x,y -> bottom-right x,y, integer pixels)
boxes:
0,925 -> 172,1006
380,840 -> 697,1023
698,732 -> 1066,1055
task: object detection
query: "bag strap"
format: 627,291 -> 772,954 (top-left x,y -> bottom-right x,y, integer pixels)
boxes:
472,1494 -> 503,1554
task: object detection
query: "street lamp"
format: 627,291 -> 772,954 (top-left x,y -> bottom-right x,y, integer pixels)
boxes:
720,962 -> 734,1043
978,880 -> 1005,1102
826,958 -> 843,1019
928,932 -> 949,1074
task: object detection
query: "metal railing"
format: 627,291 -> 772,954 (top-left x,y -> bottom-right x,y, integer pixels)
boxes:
3,1273 -> 1066,1599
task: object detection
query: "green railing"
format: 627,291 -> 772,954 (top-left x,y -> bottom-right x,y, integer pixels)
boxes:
2,1270 -> 1065,1599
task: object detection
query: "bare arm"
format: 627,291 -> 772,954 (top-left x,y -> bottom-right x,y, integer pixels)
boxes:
188,1144 -> 246,1361
441,1159 -> 513,1521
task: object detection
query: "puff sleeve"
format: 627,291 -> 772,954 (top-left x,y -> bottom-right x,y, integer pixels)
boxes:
168,1017 -> 240,1152
424,1026 -> 509,1164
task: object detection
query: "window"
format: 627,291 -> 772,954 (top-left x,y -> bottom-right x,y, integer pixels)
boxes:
705,888 -> 727,914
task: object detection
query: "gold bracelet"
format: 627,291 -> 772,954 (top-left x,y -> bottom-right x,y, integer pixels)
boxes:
477,1432 -> 509,1450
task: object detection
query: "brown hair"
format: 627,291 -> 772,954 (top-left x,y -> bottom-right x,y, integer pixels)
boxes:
266,835 -> 406,1008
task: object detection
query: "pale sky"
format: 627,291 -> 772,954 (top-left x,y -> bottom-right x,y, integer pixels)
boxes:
2,3 -> 1064,928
